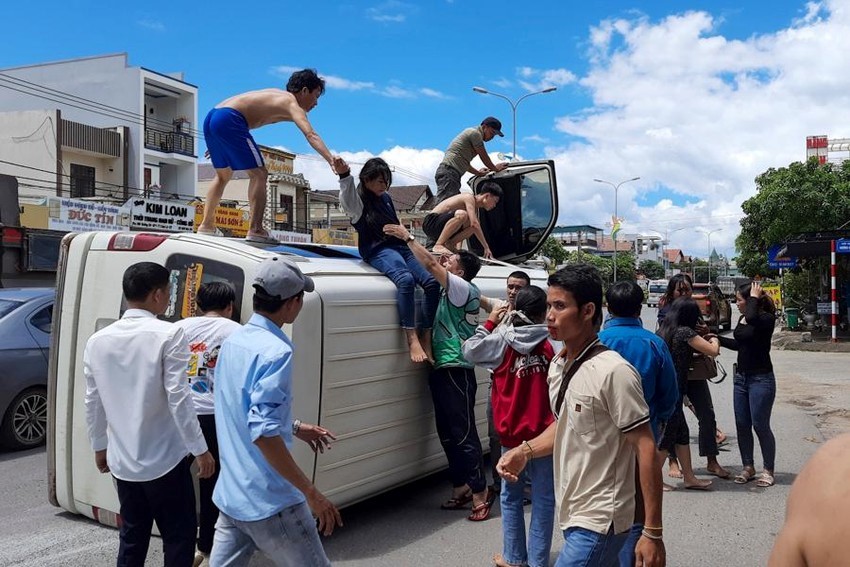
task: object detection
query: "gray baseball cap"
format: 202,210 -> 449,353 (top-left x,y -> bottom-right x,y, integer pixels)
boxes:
253,256 -> 314,299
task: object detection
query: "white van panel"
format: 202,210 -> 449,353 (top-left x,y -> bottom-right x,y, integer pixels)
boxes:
50,232 -> 549,521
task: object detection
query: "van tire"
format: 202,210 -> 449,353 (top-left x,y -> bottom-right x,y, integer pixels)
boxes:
0,387 -> 48,450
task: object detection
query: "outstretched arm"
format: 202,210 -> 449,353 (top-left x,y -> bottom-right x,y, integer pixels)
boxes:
289,105 -> 335,170
383,224 -> 449,287
475,146 -> 507,171
463,194 -> 493,259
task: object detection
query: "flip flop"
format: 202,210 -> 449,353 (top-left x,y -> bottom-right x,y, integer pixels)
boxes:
440,491 -> 473,510
197,227 -> 224,236
734,469 -> 755,484
755,471 -> 775,487
468,496 -> 493,522
245,232 -> 279,244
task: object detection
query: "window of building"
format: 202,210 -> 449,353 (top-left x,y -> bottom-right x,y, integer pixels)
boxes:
70,164 -> 95,198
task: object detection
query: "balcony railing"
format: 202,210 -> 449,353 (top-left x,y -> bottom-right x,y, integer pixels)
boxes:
61,119 -> 121,157
144,127 -> 195,157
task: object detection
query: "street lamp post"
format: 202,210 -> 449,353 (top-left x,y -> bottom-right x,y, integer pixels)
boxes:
698,228 -> 723,283
472,86 -> 557,160
593,177 -> 640,282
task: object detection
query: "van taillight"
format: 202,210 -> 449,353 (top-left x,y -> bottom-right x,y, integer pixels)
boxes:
107,233 -> 168,251
92,506 -> 121,528
1,227 -> 22,245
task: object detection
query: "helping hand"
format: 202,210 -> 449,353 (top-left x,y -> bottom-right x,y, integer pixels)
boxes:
296,423 -> 337,454
332,156 -> 350,175
494,162 -> 508,172
751,281 -> 764,298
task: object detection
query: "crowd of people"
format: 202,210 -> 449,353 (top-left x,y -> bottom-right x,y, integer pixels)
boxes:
82,67 -> 785,567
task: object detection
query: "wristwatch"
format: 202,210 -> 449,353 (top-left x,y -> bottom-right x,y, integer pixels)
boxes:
406,234 -> 415,242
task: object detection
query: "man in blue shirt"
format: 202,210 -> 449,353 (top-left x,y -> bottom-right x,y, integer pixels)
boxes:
599,280 -> 678,567
210,256 -> 341,567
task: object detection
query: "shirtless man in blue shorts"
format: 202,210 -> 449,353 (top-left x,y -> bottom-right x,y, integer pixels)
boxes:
197,68 -> 337,243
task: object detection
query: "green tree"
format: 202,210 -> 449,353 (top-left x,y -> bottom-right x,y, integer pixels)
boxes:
538,237 -> 568,268
736,158 -> 850,277
638,259 -> 665,279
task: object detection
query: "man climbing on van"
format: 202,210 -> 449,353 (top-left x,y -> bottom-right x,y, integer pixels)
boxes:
196,68 -> 339,244
422,181 -> 502,258
84,262 -> 215,567
434,117 -> 509,203
210,256 -> 341,566
383,222 -> 492,521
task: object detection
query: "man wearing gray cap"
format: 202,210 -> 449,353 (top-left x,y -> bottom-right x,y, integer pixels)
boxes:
209,256 -> 341,566
434,117 -> 509,204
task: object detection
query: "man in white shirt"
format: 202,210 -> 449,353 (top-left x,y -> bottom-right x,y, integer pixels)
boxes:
173,282 -> 242,567
84,261 -> 215,567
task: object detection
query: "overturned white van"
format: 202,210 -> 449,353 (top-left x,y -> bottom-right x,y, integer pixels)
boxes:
47,161 -> 559,527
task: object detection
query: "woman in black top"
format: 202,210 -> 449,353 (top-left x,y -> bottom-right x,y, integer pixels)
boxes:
657,274 -> 730,480
718,281 -> 777,487
657,298 -> 718,490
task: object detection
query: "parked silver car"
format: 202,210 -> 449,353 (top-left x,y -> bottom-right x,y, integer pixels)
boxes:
0,288 -> 54,450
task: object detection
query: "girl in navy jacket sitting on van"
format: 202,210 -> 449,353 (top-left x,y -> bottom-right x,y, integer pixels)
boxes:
463,286 -> 556,567
336,157 -> 440,363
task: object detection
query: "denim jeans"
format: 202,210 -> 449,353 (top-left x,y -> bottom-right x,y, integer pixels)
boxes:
733,371 -> 776,471
556,526 -> 629,567
367,245 -> 440,329
617,523 -> 644,567
500,447 -> 555,567
209,502 -> 331,567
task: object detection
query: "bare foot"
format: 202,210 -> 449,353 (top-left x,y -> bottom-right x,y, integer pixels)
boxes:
419,330 -> 434,363
683,478 -> 713,491
668,459 -> 684,479
432,244 -> 452,256
663,482 -> 677,492
405,329 -> 429,363
707,464 -> 731,479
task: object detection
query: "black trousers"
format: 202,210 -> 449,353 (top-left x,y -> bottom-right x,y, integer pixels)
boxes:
685,379 -> 720,458
428,366 -> 486,494
114,457 -> 197,567
196,414 -> 220,553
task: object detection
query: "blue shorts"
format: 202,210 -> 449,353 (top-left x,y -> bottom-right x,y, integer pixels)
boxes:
203,107 -> 264,171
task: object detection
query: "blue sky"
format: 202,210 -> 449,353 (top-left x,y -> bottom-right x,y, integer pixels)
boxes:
3,0 -> 848,260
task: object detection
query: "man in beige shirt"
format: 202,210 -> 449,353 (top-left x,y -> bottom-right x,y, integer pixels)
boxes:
497,264 -> 665,567
197,69 -> 337,244
434,117 -> 508,203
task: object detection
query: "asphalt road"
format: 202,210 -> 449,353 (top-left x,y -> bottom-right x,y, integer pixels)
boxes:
0,306 -> 842,566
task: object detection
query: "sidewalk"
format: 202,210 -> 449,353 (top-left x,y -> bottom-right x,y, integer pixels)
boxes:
772,327 -> 850,352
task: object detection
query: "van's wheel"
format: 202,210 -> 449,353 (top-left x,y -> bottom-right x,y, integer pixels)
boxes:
0,387 -> 48,450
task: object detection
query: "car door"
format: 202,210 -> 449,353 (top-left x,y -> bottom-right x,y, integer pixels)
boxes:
466,160 -> 560,264
25,301 -> 54,363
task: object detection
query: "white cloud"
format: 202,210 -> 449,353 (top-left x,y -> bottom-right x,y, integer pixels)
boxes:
367,1 -> 416,23
540,1 -> 850,257
380,86 -> 416,98
523,134 -> 551,144
137,19 -> 165,32
420,87 -> 451,99
516,66 -> 577,91
270,66 -> 375,91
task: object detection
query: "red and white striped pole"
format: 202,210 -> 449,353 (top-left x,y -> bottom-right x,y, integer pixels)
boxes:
831,239 -> 838,342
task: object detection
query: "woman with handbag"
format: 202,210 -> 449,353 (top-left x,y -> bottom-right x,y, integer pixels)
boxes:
718,282 -> 777,487
657,275 -> 730,480
657,297 -> 720,490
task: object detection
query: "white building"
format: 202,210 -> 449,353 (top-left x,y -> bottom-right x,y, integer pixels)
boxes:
0,53 -> 197,201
